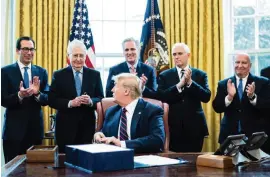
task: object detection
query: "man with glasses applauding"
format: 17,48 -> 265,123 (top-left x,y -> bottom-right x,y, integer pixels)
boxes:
1,36 -> 49,163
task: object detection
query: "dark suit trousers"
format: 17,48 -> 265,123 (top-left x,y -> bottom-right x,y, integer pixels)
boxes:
169,130 -> 204,152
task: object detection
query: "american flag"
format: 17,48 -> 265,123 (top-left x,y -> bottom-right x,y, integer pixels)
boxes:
68,0 -> 95,68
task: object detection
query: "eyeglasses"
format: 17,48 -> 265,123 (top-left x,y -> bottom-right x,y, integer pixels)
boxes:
20,47 -> 36,52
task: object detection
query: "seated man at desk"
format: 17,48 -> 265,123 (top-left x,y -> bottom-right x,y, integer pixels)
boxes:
94,73 -> 165,153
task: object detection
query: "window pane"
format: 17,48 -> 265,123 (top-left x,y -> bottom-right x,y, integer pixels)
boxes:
233,0 -> 255,16
125,21 -> 143,40
259,16 -> 270,49
258,0 -> 270,15
104,57 -> 125,68
126,0 -> 146,21
234,18 -> 255,50
90,21 -> 103,53
258,54 -> 270,72
87,0 -> 102,20
249,55 -> 256,75
103,21 -> 125,53
103,0 -> 125,20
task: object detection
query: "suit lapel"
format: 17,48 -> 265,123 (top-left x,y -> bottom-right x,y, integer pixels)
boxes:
130,99 -> 144,139
173,67 -> 180,83
111,107 -> 122,138
122,62 -> 130,73
14,63 -> 24,88
67,66 -> 78,97
31,65 -> 39,81
136,62 -> 142,76
81,66 -> 88,95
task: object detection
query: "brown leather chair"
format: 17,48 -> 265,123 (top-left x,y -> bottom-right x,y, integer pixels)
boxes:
96,97 -> 170,151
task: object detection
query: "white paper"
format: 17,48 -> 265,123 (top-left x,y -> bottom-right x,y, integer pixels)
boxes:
134,155 -> 180,166
67,144 -> 131,153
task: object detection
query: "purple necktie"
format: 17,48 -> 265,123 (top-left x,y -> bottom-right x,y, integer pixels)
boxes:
119,108 -> 128,140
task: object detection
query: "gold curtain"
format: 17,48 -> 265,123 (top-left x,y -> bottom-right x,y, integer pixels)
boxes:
159,0 -> 224,152
16,0 -> 75,144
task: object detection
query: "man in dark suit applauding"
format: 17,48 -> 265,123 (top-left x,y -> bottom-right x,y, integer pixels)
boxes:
143,43 -> 211,152
49,40 -> 104,153
94,73 -> 165,153
1,36 -> 49,163
105,37 -> 157,97
213,53 -> 270,152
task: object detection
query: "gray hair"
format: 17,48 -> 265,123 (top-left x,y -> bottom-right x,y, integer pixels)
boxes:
67,39 -> 87,56
113,73 -> 142,99
172,43 -> 190,53
121,37 -> 140,51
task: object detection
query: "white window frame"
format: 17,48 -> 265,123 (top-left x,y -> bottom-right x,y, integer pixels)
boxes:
223,0 -> 270,77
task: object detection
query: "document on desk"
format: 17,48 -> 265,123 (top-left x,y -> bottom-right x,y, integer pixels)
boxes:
134,155 -> 184,168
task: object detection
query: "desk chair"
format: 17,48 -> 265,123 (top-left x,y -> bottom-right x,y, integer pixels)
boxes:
96,97 -> 170,151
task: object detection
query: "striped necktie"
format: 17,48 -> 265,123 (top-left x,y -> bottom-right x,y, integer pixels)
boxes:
119,108 -> 128,140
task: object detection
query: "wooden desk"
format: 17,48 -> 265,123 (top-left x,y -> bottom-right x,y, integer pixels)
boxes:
2,153 -> 270,177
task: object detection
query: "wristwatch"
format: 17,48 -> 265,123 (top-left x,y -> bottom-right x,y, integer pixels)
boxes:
249,94 -> 256,101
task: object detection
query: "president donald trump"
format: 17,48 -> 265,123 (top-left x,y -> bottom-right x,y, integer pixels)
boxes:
94,73 -> 165,153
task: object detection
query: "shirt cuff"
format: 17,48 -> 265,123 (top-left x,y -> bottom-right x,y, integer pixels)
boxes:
186,81 -> 192,88
68,101 -> 72,108
35,94 -> 40,101
120,141 -> 126,148
18,92 -> 23,101
225,95 -> 232,107
88,99 -> 93,107
249,96 -> 257,106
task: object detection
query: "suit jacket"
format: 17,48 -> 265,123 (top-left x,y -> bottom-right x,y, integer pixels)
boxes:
101,98 -> 165,153
49,66 -> 104,144
145,67 -> 211,139
105,61 -> 157,97
261,66 -> 270,79
1,63 -> 49,141
212,74 -> 270,144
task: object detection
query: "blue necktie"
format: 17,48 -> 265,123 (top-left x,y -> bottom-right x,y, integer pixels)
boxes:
24,67 -> 29,88
119,108 -> 128,141
75,71 -> 81,96
237,78 -> 243,133
238,78 -> 243,100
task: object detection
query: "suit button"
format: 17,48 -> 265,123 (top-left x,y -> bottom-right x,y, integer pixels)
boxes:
182,100 -> 184,103
238,109 -> 242,113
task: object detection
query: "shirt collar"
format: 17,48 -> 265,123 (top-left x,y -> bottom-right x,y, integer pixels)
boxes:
235,74 -> 249,82
17,60 -> 31,70
72,67 -> 83,74
124,98 -> 139,116
176,65 -> 189,73
126,60 -> 138,69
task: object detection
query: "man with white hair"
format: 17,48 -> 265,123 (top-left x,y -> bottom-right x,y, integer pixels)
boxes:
213,53 -> 270,153
94,73 -> 165,153
143,42 -> 211,152
49,39 -> 104,153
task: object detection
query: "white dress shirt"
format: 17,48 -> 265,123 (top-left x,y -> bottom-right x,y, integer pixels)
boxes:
225,74 -> 257,106
17,61 -> 40,101
176,65 -> 192,92
118,98 -> 139,148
